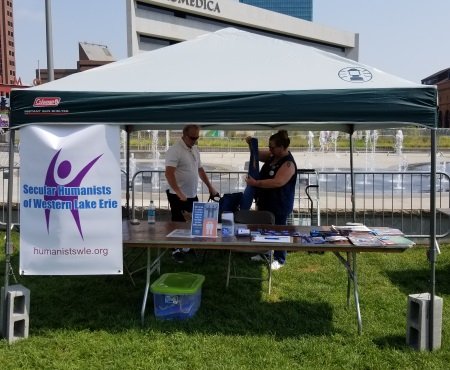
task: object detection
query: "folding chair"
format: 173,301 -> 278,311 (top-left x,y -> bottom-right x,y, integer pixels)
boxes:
226,210 -> 276,293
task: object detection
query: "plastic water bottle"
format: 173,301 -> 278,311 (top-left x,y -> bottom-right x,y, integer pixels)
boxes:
148,200 -> 156,224
221,211 -> 234,237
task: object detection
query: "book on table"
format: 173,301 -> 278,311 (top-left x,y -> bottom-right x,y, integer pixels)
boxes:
331,224 -> 371,233
325,235 -> 348,242
348,234 -> 384,247
377,235 -> 415,246
251,235 -> 292,243
370,227 -> 404,236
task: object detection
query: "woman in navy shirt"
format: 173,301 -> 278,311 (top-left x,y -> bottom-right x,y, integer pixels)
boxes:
245,130 -> 297,270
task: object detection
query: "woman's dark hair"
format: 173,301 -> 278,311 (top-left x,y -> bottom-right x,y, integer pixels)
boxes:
270,130 -> 290,149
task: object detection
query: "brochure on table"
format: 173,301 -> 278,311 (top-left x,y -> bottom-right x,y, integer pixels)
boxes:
252,235 -> 292,243
190,202 -> 219,237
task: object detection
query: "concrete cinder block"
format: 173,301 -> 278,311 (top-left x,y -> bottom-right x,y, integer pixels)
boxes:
1,284 -> 30,344
406,293 -> 443,351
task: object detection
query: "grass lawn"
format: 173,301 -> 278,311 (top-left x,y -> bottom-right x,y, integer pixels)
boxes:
1,231 -> 449,369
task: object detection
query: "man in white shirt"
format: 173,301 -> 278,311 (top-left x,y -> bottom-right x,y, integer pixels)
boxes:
165,124 -> 218,262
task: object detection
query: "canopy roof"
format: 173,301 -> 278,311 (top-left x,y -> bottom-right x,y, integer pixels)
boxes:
10,28 -> 437,132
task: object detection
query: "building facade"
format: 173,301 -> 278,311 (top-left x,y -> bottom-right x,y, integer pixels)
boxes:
0,0 -> 25,130
239,0 -> 312,21
422,69 -> 450,128
126,0 -> 358,60
35,42 -> 116,84
0,0 -> 15,85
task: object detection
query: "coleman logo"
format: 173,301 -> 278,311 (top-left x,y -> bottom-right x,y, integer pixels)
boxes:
167,0 -> 220,13
33,97 -> 61,107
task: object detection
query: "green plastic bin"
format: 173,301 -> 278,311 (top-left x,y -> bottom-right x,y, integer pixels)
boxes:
150,272 -> 205,320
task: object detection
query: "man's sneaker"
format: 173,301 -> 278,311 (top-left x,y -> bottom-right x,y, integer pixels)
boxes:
172,250 -> 185,264
271,260 -> 283,270
250,251 -> 271,262
250,254 -> 265,262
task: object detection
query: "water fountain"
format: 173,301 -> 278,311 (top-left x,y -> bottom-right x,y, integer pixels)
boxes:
306,131 -> 314,169
130,152 -> 141,185
308,131 -> 314,152
330,131 -> 340,171
151,130 -> 161,189
438,152 -> 449,190
120,130 -> 127,159
371,130 -> 378,171
237,164 -> 246,190
360,130 -> 379,184
120,129 -> 138,181
394,130 -> 408,190
364,130 -> 371,174
151,130 -> 160,162
165,130 -> 170,151
353,130 -> 371,186
319,131 -> 330,181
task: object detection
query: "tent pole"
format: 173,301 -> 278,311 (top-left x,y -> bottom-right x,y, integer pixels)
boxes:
2,130 -> 15,334
349,130 -> 356,222
428,127 -> 437,351
125,127 -> 131,219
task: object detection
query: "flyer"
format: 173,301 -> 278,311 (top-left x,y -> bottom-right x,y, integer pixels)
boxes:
190,202 -> 219,237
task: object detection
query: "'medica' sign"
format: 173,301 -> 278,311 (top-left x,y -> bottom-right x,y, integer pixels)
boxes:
166,0 -> 221,13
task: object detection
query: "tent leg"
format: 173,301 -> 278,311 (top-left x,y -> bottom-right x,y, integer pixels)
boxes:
2,130 -> 16,337
428,128 -> 437,351
349,130 -> 356,222
125,127 -> 131,219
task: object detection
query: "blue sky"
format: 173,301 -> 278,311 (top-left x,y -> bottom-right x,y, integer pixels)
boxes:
13,0 -> 449,85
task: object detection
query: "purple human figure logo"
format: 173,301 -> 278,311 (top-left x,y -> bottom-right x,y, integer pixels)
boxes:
44,149 -> 103,239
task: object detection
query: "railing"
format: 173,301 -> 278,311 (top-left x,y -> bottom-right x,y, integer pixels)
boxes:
123,169 -> 450,239
128,170 -> 153,223
315,171 -> 450,238
2,166 -> 449,239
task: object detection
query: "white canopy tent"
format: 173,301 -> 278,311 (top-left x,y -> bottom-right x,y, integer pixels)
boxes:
11,28 -> 436,131
7,28 -> 439,347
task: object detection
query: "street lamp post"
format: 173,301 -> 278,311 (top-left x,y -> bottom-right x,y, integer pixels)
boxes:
45,0 -> 54,82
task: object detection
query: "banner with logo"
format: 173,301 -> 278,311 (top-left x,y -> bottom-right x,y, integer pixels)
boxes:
19,124 -> 123,275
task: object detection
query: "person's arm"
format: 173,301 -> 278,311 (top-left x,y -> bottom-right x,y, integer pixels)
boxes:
165,166 -> 187,201
198,167 -> 217,195
199,167 -> 217,195
246,161 -> 295,188
258,150 -> 271,162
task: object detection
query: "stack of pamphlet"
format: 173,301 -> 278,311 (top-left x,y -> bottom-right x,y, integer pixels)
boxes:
331,224 -> 371,233
376,235 -> 415,246
369,227 -> 404,236
348,234 -> 385,247
339,224 -> 415,247
330,224 -> 414,247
